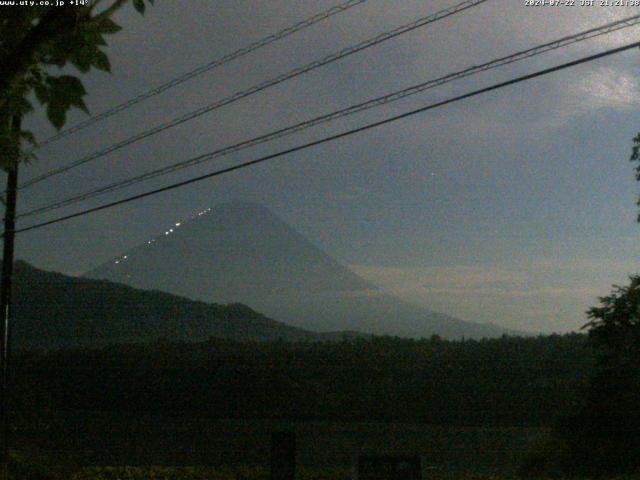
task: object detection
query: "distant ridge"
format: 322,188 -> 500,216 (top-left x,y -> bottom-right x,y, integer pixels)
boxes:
11,260 -> 352,350
86,201 -> 512,339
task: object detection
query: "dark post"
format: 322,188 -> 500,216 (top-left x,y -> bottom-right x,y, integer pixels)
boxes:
0,115 -> 20,480
270,431 -> 296,480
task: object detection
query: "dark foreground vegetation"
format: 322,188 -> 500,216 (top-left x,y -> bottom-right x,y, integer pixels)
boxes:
3,322 -> 640,480
13,334 -> 591,426
7,262 -> 640,477
550,277 -> 640,477
5,334 -> 587,479
7,274 -> 640,479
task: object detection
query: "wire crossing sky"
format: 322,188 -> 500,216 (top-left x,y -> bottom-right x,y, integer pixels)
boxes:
18,0 -> 490,191
36,0 -> 369,148
12,39 -> 640,236
17,13 -> 640,219
13,1 -> 640,333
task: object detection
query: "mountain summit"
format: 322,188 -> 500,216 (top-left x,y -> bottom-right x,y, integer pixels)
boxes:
87,201 -> 375,300
86,201 -> 509,339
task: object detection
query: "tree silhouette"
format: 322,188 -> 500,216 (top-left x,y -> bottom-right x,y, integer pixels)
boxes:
557,277 -> 640,476
552,123 -> 640,477
0,3 -> 154,477
0,0 -> 154,168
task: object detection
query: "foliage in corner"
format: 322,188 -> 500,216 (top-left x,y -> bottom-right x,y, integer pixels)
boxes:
631,133 -> 640,221
547,129 -> 640,477
553,277 -> 640,477
0,0 -> 155,170
585,276 -> 640,358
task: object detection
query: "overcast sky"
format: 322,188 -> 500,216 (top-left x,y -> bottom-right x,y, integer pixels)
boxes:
9,0 -> 640,333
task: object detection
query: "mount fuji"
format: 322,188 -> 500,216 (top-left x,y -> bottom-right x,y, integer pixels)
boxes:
86,202 -> 510,339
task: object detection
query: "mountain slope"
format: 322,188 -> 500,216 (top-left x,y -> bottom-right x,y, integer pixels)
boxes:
86,201 -> 375,301
86,201 -> 510,339
11,261 -> 325,349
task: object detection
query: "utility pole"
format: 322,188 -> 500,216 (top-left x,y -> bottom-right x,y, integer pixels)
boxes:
0,115 -> 21,480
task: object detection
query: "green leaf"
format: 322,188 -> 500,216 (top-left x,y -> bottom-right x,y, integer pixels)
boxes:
133,0 -> 145,15
96,17 -> 122,34
72,97 -> 90,115
33,83 -> 49,105
46,101 -> 66,130
43,75 -> 90,127
82,29 -> 107,46
93,50 -> 111,73
19,130 -> 37,148
45,52 -> 67,68
17,97 -> 33,115
69,45 -> 96,73
49,75 -> 87,101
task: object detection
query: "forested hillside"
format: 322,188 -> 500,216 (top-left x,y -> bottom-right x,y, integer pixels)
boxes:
13,334 -> 592,426
12,261 -> 324,348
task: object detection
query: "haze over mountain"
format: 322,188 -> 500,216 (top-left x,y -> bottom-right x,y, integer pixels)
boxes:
86,202 -> 511,339
12,260 -> 342,349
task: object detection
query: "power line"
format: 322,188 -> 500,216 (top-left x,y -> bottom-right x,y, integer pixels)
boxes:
17,13 -> 640,219
11,40 -> 640,236
19,0 -> 490,191
36,0 -> 369,148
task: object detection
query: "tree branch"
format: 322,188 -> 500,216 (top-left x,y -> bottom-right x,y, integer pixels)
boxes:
0,0 -> 129,110
93,0 -> 129,21
0,7 -> 76,110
